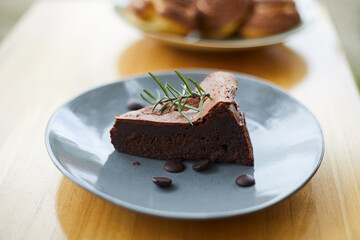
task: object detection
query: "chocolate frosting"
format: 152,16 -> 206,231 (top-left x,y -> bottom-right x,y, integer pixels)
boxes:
118,71 -> 241,125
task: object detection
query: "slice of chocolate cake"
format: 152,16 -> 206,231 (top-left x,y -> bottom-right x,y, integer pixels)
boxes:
110,71 -> 254,166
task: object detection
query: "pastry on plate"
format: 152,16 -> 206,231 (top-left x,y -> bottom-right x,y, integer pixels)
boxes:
126,0 -> 199,35
239,0 -> 301,38
124,0 -> 301,39
195,0 -> 251,39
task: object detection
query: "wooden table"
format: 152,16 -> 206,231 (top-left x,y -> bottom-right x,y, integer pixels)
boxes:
1,0 -> 359,239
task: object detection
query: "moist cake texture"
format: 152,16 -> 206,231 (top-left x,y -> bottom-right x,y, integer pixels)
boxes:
110,71 -> 254,166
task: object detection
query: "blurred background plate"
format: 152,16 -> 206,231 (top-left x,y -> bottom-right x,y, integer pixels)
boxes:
114,0 -> 317,51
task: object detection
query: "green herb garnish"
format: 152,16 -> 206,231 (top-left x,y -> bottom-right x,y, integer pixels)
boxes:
140,71 -> 210,125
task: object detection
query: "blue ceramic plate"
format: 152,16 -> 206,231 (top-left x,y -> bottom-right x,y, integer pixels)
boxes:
45,70 -> 324,219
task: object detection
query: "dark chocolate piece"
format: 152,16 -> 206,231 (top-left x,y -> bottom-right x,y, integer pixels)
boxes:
127,99 -> 145,111
110,72 -> 254,166
192,159 -> 210,171
152,177 -> 172,187
236,174 -> 255,187
164,160 -> 184,173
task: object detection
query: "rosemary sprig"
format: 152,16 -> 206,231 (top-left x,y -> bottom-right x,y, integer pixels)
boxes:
140,71 -> 210,125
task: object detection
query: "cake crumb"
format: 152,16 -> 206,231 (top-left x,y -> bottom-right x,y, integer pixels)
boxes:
133,161 -> 140,165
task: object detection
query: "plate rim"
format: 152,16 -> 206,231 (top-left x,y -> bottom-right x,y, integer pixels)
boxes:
45,69 -> 324,219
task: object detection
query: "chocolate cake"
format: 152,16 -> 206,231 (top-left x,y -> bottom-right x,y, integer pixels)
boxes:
110,72 -> 254,166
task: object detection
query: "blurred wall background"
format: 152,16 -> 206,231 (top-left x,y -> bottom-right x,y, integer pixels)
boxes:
0,0 -> 359,83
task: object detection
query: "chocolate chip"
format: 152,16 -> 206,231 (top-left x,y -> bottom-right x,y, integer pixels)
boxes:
192,159 -> 210,171
236,174 -> 255,187
132,161 -> 140,165
127,99 -> 145,111
152,177 -> 172,187
164,160 -> 184,173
